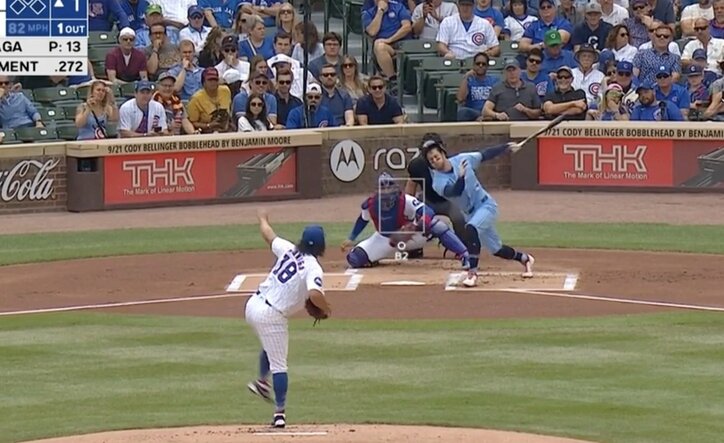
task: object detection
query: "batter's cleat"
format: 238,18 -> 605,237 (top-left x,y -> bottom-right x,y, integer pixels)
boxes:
461,255 -> 471,270
247,379 -> 273,403
522,254 -> 535,278
461,270 -> 478,287
407,248 -> 424,259
272,411 -> 286,428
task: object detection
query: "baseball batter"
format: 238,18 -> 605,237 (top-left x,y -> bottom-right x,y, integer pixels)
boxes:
422,141 -> 535,287
342,172 -> 470,268
245,209 -> 331,428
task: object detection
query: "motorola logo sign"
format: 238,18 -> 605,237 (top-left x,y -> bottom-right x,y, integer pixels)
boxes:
330,140 -> 365,182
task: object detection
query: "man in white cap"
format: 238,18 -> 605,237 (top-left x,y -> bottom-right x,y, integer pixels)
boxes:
105,27 -> 148,84
285,84 -> 337,129
267,53 -> 309,99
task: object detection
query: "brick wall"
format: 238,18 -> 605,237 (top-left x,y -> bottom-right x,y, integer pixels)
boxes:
0,155 -> 67,214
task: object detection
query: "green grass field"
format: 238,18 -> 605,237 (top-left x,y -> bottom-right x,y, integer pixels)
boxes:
1,222 -> 723,443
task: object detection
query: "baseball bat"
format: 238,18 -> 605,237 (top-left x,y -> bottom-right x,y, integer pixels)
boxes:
510,114 -> 566,152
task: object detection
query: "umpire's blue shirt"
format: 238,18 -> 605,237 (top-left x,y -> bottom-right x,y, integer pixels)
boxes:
362,0 -> 412,40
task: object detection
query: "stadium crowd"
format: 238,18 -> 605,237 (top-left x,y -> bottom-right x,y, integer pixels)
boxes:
0,0 -> 723,142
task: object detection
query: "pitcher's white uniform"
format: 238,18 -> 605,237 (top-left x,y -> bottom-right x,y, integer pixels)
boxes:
437,14 -> 500,59
355,194 -> 429,262
245,237 -> 324,373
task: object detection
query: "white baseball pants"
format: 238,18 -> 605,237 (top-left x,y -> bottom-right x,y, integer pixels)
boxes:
356,232 -> 428,262
245,294 -> 288,373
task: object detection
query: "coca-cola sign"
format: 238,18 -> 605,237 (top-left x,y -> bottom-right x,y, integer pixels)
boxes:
0,158 -> 60,202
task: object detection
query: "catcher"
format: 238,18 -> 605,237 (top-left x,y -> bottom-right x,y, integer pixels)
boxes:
245,209 -> 331,429
341,172 -> 470,268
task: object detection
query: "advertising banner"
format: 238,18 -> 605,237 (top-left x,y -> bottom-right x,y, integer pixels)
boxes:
216,148 -> 296,198
0,156 -> 66,213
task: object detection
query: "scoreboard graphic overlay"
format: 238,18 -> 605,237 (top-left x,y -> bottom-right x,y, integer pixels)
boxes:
0,0 -> 88,75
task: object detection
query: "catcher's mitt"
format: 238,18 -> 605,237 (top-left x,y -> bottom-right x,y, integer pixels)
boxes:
305,299 -> 328,326
387,221 -> 421,247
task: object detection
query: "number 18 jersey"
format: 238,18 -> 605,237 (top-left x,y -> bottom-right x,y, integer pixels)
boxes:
257,237 -> 325,317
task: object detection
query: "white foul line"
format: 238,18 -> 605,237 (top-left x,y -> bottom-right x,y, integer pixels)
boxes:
511,289 -> 724,312
0,293 -> 240,317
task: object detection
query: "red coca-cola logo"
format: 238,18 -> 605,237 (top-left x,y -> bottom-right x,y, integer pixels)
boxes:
0,158 -> 59,202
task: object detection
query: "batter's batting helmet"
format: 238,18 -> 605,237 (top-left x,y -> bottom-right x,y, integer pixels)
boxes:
420,138 -> 448,168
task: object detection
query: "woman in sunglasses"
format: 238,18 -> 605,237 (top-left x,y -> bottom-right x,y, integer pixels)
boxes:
602,24 -> 637,62
238,92 -> 272,131
338,55 -> 368,106
276,3 -> 298,38
592,83 -> 629,120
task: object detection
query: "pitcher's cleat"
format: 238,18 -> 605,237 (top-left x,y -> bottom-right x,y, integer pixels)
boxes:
272,412 -> 286,428
522,254 -> 535,278
461,270 -> 478,287
247,379 -> 273,403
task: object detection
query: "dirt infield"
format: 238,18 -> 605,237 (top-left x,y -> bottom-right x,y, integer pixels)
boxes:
5,191 -> 724,443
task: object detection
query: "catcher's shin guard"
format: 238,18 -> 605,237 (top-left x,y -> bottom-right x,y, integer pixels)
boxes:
429,218 -> 467,258
346,247 -> 372,268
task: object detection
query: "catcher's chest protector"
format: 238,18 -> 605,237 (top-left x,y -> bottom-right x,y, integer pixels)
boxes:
367,194 -> 406,233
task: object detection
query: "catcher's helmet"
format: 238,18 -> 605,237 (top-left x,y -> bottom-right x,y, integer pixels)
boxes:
377,172 -> 400,211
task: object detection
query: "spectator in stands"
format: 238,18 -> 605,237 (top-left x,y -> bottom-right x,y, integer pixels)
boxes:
649,0 -> 676,30
504,0 -> 538,42
216,35 -> 252,81
292,23 -> 324,65
339,55 -> 368,106
233,11 -> 256,40
199,27 -> 226,68
682,18 -> 724,74
106,28 -> 149,84
248,55 -> 274,89
150,0 -> 197,28
154,72 -> 198,135
540,29 -> 577,78
355,76 -> 405,125
146,23 -> 182,79
90,0 -> 131,31
233,71 -> 278,124
239,0 -> 281,27
543,65 -> 587,119
272,32 -> 294,57
198,0 -> 240,29
119,0 -> 148,31
273,69 -> 302,128
456,52 -> 498,121
75,81 -> 119,140
0,77 -> 44,130
603,60 -> 639,111
308,33 -> 343,78
686,64 -> 711,119
654,65 -> 690,118
519,0 -> 573,53
572,44 -> 604,107
223,69 -> 244,97
572,2 -> 612,51
179,6 -> 212,54
599,51 -> 619,79
521,47 -> 551,98
703,73 -> 724,119
238,93 -> 273,131
500,0 -> 541,17
482,59 -> 542,120
639,20 -> 681,54
633,22 -> 680,82
168,40 -> 204,100
136,4 -> 180,48
600,0 -> 630,25
623,0 -> 655,47
363,0 -> 412,84
710,0 -> 724,38
688,49 -> 720,85
437,0 -> 500,60
681,0 -> 715,36
590,83 -> 630,119
601,24 -> 638,62
188,67 -> 233,133
412,0 -> 458,40
319,64 -> 355,126
557,0 -> 583,26
268,53 -> 307,98
240,16 -> 276,61
276,3 -> 298,36
475,0 -> 505,36
630,80 -> 683,120
286,84 -> 337,128
118,80 -> 168,137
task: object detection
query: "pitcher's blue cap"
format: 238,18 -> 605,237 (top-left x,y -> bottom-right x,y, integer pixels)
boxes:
301,225 -> 325,249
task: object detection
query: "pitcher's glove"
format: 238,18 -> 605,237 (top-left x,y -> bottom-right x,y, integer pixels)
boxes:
305,299 -> 328,326
387,221 -> 421,247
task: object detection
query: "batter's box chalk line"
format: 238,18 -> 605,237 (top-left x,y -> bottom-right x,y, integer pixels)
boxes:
444,272 -> 579,292
225,270 -> 362,293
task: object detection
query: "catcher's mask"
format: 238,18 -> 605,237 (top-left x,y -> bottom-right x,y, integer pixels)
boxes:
377,172 -> 400,211
420,139 -> 448,168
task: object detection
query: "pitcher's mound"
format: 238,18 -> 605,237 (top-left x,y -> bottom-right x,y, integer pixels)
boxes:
25,424 -> 598,443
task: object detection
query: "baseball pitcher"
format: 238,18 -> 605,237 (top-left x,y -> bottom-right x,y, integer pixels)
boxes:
245,209 -> 331,429
341,172 -> 470,268
421,141 -> 535,287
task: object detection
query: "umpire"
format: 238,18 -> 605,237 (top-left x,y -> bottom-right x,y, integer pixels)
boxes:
404,132 -> 467,258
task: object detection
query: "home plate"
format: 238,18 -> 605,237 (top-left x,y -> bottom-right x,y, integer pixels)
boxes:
380,280 -> 426,286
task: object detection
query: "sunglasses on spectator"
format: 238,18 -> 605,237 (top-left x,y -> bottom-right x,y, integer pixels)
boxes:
280,9 -> 293,14
527,58 -> 541,64
655,33 -> 671,39
250,101 -> 264,107
695,26 -> 708,31
617,71 -> 632,76
633,5 -> 646,10
0,81 -> 9,86
121,37 -> 134,41
474,61 -> 487,66
370,84 -> 385,90
540,4 -> 553,9
277,80 -> 292,85
342,63 -> 356,68
321,72 -> 336,77
606,70 -> 616,76
307,94 -> 321,99
224,47 -> 237,53
656,73 -> 670,79
619,32 -> 628,37
190,14 -> 203,19
557,75 -> 572,80
254,80 -> 268,85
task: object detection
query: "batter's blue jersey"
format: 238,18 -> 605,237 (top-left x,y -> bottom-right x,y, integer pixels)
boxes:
431,153 -> 492,217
